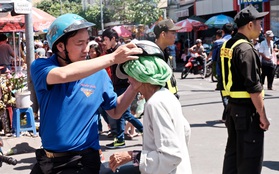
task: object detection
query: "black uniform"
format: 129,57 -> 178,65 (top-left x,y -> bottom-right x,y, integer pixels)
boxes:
162,48 -> 179,99
221,33 -> 265,174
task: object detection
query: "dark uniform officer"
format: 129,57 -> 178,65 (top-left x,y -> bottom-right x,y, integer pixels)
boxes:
220,5 -> 270,174
154,19 -> 182,99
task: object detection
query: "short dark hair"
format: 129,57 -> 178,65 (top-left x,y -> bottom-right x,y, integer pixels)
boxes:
52,30 -> 78,53
102,28 -> 119,42
216,29 -> 223,38
89,44 -> 102,57
89,36 -> 95,41
153,19 -> 181,39
0,34 -> 7,42
222,23 -> 234,35
154,26 -> 168,39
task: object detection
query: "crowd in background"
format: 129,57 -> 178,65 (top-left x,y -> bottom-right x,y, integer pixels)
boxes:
0,6 -> 277,172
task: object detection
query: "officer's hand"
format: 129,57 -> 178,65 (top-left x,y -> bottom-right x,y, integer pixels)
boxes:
259,116 -> 270,131
112,43 -> 143,64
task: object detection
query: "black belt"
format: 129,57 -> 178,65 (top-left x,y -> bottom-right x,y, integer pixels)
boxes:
228,98 -> 254,106
44,148 -> 97,158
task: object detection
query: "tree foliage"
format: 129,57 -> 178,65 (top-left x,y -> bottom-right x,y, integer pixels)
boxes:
80,4 -> 110,29
35,0 -> 82,17
35,0 -> 107,29
35,0 -> 163,29
108,0 -> 163,25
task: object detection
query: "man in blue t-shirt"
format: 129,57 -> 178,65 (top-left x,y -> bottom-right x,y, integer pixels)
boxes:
211,23 -> 234,122
30,14 -> 142,174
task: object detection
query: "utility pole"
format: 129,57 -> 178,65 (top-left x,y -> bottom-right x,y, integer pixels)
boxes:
25,0 -> 39,116
60,0 -> 62,15
82,0 -> 87,11
100,0 -> 104,31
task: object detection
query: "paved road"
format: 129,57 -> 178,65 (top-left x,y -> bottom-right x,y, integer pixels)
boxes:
1,70 -> 279,174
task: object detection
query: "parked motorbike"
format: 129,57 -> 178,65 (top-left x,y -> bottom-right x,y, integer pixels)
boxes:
203,43 -> 211,56
181,53 -> 212,79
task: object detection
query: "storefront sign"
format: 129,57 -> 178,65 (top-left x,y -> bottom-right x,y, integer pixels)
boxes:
179,0 -> 192,6
239,0 -> 268,4
176,10 -> 189,18
240,2 -> 263,11
0,3 -> 13,12
14,0 -> 32,14
175,4 -> 193,18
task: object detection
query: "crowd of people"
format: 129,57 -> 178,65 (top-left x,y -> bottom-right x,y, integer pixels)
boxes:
0,4 -> 275,174
26,12 -> 191,173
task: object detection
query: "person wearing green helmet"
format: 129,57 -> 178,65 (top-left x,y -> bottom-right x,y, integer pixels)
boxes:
105,40 -> 192,174
30,13 -> 142,173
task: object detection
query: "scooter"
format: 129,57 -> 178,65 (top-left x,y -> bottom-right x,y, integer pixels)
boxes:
181,53 -> 212,79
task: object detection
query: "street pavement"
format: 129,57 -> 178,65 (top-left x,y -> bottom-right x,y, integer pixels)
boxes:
1,64 -> 279,173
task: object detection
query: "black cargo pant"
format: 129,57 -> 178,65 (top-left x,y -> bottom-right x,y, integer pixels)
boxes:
222,102 -> 264,174
31,148 -> 101,174
261,64 -> 276,89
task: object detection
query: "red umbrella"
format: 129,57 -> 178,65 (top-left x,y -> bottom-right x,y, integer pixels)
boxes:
175,19 -> 208,33
112,26 -> 132,38
0,7 -> 56,32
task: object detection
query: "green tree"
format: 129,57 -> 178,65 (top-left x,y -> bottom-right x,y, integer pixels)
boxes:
35,0 -> 110,30
35,0 -> 81,17
109,0 -> 163,25
35,0 -> 162,29
79,4 -> 110,29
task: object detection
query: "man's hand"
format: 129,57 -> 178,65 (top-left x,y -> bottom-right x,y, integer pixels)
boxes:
250,93 -> 270,131
109,151 -> 132,172
259,115 -> 270,131
112,43 -> 143,64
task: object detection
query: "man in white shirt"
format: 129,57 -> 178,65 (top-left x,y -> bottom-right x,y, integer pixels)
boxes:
0,34 -> 15,73
259,30 -> 276,90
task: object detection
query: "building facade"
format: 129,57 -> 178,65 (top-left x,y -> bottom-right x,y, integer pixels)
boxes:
270,0 -> 279,36
194,0 -> 271,37
166,0 -> 195,22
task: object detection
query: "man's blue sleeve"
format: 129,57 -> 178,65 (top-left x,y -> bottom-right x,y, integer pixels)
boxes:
211,42 -> 218,61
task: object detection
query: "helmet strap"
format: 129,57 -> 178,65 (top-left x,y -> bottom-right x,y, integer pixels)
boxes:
64,49 -> 72,64
57,53 -> 72,64
57,41 -> 72,64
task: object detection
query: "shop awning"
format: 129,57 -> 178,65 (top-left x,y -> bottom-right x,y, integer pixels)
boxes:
175,4 -> 193,18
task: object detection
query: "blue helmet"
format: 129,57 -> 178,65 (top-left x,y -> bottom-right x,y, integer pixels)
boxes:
47,13 -> 95,50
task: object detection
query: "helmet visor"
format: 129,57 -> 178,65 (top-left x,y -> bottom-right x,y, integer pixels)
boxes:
133,41 -> 164,59
64,19 -> 95,33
